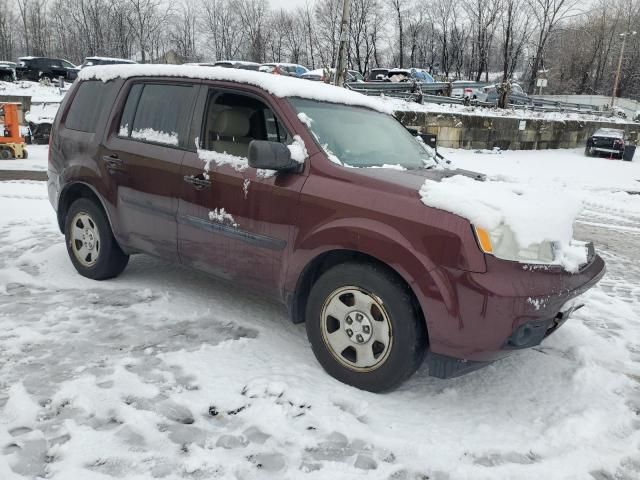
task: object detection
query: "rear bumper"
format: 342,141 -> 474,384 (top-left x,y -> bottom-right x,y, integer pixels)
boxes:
413,249 -> 606,377
592,147 -> 622,154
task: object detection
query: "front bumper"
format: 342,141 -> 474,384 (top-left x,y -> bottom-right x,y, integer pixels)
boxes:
414,247 -> 606,377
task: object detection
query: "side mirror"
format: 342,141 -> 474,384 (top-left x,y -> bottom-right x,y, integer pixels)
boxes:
248,140 -> 298,171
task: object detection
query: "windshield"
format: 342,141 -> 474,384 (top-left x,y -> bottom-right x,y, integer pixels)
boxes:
289,98 -> 437,170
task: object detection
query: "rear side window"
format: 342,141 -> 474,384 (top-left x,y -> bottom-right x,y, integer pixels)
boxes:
118,83 -> 194,147
65,81 -> 115,133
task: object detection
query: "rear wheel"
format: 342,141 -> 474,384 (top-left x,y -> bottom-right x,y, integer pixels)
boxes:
305,262 -> 426,392
64,198 -> 129,280
0,147 -> 12,160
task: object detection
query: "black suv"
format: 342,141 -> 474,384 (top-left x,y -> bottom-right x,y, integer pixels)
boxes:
16,57 -> 79,82
0,61 -> 16,81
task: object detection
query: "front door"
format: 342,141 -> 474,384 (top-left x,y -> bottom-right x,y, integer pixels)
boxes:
178,87 -> 307,297
102,81 -> 198,261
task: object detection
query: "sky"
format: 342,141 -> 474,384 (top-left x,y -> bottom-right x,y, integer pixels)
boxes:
270,0 -> 311,10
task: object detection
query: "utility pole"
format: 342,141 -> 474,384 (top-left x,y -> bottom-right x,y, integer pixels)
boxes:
611,31 -> 636,107
334,0 -> 351,86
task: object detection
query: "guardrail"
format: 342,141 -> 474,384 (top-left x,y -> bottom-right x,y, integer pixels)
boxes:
346,80 -> 619,118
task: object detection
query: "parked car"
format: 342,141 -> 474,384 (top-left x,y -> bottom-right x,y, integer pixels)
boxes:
25,101 -> 60,144
80,57 -> 137,68
301,68 -> 364,83
387,68 -> 435,83
49,66 -> 605,392
0,61 -> 16,81
261,63 -> 309,77
367,68 -> 390,81
213,60 -> 261,70
15,57 -> 79,82
585,128 -> 628,160
479,83 -> 531,105
451,80 -> 483,100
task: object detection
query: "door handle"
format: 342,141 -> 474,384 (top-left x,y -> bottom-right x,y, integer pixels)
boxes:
103,154 -> 124,172
184,174 -> 211,190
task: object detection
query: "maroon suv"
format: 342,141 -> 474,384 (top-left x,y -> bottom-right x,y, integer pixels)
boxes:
48,66 -> 605,392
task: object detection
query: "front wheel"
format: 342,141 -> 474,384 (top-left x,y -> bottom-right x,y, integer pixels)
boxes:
305,262 -> 427,392
64,198 -> 129,280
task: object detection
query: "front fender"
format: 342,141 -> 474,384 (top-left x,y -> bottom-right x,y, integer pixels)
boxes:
285,217 -> 460,334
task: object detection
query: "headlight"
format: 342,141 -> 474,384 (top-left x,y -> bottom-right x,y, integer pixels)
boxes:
474,225 -> 555,264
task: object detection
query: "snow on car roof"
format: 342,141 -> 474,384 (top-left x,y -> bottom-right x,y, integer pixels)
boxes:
78,64 -> 394,113
593,128 -> 624,138
215,60 -> 260,65
85,56 -> 136,63
264,62 -> 305,67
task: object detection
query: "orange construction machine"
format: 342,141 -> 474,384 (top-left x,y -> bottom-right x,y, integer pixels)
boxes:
0,103 -> 28,160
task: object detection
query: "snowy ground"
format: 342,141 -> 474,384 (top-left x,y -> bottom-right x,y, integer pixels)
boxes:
0,81 -> 67,103
0,145 -> 48,172
1,148 -> 640,480
386,97 -> 637,125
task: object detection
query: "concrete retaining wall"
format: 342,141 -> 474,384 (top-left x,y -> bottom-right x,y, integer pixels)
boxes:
395,110 -> 640,150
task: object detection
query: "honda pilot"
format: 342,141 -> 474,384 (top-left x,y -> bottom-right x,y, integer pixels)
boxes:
47,65 -> 605,392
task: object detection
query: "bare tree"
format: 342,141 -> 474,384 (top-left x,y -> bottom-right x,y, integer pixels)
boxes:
126,0 -> 168,63
500,0 -> 532,82
201,0 -> 244,61
315,0 -> 342,68
235,0 -> 269,63
0,0 -> 15,59
525,0 -> 581,93
170,0 -> 199,62
464,0 -> 502,81
388,0 -> 405,67
350,0 -> 383,73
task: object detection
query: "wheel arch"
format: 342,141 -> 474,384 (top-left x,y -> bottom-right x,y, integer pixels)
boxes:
288,248 -> 429,343
57,182 -> 113,234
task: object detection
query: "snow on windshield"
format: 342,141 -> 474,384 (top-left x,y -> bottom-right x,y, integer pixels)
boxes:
78,64 -> 393,114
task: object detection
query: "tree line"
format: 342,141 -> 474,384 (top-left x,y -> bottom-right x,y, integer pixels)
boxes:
1,0 -> 639,98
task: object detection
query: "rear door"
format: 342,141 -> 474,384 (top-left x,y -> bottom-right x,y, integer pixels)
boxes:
178,86 -> 307,296
102,80 -> 199,261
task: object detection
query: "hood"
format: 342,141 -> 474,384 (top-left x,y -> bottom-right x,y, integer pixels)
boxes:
354,165 -> 486,191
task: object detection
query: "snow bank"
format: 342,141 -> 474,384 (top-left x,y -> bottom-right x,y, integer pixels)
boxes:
78,64 -> 394,114
420,175 -> 587,271
385,97 -> 637,125
24,102 -> 59,125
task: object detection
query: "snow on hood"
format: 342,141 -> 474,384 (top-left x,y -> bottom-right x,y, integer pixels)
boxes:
420,175 -> 586,272
78,64 -> 393,114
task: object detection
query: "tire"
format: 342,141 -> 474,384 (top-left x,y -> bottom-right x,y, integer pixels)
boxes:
305,262 -> 427,392
0,148 -> 11,160
585,146 -> 592,157
22,149 -> 28,159
64,198 -> 129,280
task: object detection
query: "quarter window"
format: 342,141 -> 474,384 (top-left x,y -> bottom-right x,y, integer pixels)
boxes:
65,80 -> 115,133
